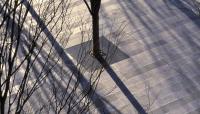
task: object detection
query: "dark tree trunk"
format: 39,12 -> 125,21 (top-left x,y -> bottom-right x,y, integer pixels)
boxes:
1,98 -> 5,114
91,0 -> 101,57
92,13 -> 100,57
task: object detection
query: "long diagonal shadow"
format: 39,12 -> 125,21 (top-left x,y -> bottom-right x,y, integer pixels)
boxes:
0,1 -> 116,113
96,56 -> 147,114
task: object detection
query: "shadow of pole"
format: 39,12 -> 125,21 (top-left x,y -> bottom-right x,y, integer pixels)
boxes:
96,55 -> 147,114
167,0 -> 200,23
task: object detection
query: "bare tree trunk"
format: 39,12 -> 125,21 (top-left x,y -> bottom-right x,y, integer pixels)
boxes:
92,13 -> 100,57
1,99 -> 5,114
91,0 -> 101,57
